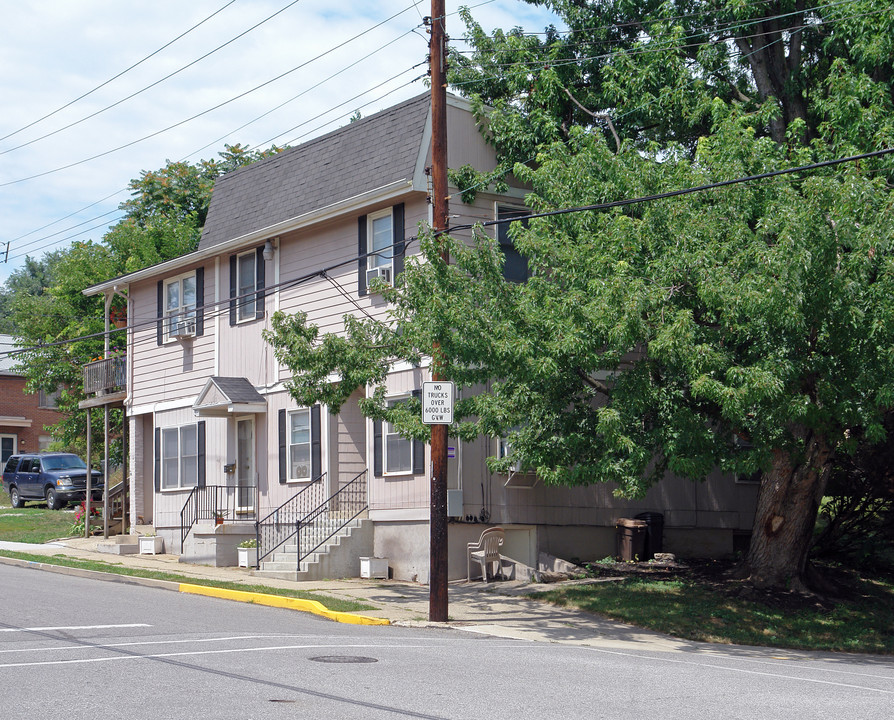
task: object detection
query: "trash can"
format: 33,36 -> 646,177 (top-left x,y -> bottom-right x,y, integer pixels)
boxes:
635,511 -> 665,559
615,518 -> 647,562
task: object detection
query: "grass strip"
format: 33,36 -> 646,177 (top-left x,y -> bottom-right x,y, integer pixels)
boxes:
0,507 -> 78,544
0,549 -> 375,614
531,576 -> 894,654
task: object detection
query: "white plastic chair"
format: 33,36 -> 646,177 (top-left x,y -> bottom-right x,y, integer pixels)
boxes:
467,527 -> 505,582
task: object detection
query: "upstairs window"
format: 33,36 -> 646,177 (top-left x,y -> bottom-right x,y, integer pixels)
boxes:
38,388 -> 61,409
229,247 -> 265,324
156,268 -> 204,345
358,204 -> 404,296
164,273 -> 196,339
496,205 -> 529,283
367,210 -> 394,286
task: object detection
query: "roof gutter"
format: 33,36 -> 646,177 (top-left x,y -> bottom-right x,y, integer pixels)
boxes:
83,178 -> 415,297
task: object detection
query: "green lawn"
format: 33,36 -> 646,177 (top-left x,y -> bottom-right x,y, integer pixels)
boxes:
532,570 -> 894,654
0,493 -> 77,543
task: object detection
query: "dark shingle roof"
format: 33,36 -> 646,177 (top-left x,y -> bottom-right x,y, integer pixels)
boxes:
199,93 -> 431,250
207,377 -> 264,404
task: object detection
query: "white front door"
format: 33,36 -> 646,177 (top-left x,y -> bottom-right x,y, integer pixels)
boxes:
236,417 -> 255,511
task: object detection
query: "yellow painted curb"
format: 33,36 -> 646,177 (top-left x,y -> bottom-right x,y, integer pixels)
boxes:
178,583 -> 390,626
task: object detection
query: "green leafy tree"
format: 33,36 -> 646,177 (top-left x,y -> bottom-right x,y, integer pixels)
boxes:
0,252 -> 64,334
266,1 -> 894,592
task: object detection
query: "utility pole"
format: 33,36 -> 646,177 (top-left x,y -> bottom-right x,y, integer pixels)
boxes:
428,0 -> 449,623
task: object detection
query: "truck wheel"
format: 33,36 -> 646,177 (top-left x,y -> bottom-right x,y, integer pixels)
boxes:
9,486 -> 24,509
45,487 -> 65,510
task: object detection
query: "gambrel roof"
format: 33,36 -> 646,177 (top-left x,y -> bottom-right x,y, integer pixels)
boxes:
199,93 -> 432,250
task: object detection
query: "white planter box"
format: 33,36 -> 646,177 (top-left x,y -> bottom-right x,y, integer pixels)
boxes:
139,536 -> 164,555
360,556 -> 389,579
238,547 -> 258,568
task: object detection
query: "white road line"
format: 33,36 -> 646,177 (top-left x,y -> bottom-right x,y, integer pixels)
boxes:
693,651 -> 894,680
0,624 -> 151,633
580,645 -> 894,694
0,634 -> 281,654
0,643 -> 426,669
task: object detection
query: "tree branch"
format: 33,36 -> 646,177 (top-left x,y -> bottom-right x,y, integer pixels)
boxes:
562,86 -> 621,152
576,367 -> 611,396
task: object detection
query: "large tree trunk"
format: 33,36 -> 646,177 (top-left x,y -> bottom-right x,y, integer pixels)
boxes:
742,429 -> 832,592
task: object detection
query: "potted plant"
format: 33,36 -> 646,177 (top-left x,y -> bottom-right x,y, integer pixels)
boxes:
213,511 -> 225,526
237,538 -> 258,568
109,305 -> 127,328
138,533 -> 164,555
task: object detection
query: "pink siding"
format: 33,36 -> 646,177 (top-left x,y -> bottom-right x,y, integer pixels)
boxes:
129,268 -> 216,408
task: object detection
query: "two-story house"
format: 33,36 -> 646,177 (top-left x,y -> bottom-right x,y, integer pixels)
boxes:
83,93 -> 758,581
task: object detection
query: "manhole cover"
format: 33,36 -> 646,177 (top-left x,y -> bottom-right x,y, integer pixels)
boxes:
309,655 -> 378,664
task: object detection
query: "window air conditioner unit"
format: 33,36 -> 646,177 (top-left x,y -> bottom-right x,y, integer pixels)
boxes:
366,266 -> 392,287
170,320 -> 195,338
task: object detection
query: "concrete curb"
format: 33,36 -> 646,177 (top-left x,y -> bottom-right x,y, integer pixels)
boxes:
0,554 -> 390,626
179,583 -> 390,625
0,554 -> 180,591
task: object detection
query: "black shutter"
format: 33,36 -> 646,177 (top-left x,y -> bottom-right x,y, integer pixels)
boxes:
498,207 -> 529,283
358,215 -> 368,297
373,418 -> 382,477
255,246 -> 265,320
197,421 -> 206,488
311,405 -> 322,480
392,203 -> 405,279
156,281 -> 164,345
195,267 -> 205,336
229,255 -> 237,326
154,427 -> 160,492
278,409 -> 287,484
411,389 -> 424,475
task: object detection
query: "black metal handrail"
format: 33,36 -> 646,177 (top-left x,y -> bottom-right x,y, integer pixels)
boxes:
295,470 -> 367,570
180,484 -> 258,545
256,473 -> 327,564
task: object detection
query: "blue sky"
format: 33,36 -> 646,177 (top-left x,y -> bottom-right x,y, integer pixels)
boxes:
0,0 -> 560,285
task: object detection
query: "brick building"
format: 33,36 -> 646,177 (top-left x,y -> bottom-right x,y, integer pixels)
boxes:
0,335 -> 62,464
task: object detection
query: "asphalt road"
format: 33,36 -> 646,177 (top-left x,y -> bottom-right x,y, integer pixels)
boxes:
0,565 -> 891,720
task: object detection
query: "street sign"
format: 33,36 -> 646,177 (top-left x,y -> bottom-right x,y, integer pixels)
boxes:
422,381 -> 454,424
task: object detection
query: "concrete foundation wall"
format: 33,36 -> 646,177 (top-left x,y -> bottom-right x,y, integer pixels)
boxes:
374,522 -> 430,583
176,524 -> 256,566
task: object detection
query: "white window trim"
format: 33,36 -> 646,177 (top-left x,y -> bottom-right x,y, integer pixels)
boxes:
236,250 -> 258,323
366,209 -> 394,290
160,423 -> 199,491
163,271 -> 197,342
383,395 -> 413,476
286,408 -> 312,483
1,434 -> 17,464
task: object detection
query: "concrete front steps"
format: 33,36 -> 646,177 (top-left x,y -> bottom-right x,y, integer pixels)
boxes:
252,517 -> 373,581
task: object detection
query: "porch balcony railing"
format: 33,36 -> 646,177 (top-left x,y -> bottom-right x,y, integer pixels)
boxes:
83,356 -> 126,395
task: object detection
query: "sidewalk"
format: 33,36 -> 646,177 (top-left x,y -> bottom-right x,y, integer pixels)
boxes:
0,536 -> 686,651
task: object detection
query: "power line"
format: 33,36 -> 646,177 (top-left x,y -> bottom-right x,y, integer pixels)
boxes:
3,6 -> 427,258
4,144 -> 890,361
448,147 -> 894,236
0,1 -> 239,145
0,0 -> 307,156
